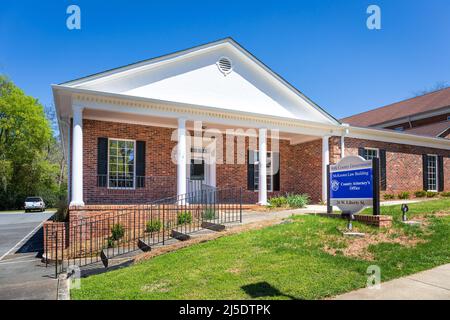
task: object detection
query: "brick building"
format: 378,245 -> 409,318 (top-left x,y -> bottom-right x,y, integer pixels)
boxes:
53,38 -> 450,206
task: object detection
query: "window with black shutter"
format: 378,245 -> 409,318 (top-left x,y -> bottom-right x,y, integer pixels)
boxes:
136,141 -> 146,188
437,155 -> 444,192
426,155 -> 438,191
97,137 -> 108,187
247,150 -> 255,190
360,147 -> 385,190
422,154 -> 429,191
273,152 -> 280,191
108,139 -> 136,189
247,150 -> 277,192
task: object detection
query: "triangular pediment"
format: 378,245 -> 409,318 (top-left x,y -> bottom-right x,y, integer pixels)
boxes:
63,39 -> 338,124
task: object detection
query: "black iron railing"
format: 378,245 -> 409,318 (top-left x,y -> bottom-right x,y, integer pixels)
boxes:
44,187 -> 242,277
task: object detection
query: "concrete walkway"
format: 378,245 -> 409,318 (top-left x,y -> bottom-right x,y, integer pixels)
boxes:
334,264 -> 450,300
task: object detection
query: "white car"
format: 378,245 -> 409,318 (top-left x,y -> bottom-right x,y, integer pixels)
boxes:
24,197 -> 46,212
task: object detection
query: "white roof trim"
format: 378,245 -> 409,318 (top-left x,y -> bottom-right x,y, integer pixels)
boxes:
52,85 -> 341,132
53,85 -> 450,150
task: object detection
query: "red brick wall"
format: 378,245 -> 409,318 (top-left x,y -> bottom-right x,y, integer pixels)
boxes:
82,120 -> 177,204
289,140 -> 323,202
332,137 -> 450,194
79,120 -> 325,204
77,119 -> 448,205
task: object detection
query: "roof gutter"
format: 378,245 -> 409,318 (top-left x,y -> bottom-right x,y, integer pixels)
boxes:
345,124 -> 450,150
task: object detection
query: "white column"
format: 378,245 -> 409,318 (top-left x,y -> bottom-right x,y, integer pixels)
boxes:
177,118 -> 187,201
340,135 -> 345,158
70,105 -> 84,206
258,128 -> 268,205
66,119 -> 71,205
322,136 -> 330,203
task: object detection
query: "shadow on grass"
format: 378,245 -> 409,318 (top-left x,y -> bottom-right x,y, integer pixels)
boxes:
241,281 -> 300,300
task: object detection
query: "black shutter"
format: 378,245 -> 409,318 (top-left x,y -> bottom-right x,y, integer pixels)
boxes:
379,149 -> 387,191
438,155 -> 444,192
136,141 -> 146,188
358,147 -> 365,158
97,137 -> 108,187
422,154 -> 429,191
273,152 -> 280,191
247,150 -> 255,191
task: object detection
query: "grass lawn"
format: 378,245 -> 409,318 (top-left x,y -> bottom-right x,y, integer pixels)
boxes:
72,199 -> 450,300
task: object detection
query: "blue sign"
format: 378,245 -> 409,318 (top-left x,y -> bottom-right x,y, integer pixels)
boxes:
330,167 -> 373,199
329,155 -> 374,213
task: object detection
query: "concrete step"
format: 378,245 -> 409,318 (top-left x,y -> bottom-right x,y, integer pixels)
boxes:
201,221 -> 226,232
170,230 -> 190,241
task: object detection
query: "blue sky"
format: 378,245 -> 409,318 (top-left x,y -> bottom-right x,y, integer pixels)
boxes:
1,0 -> 449,119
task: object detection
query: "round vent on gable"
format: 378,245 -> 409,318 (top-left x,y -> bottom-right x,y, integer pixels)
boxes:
217,57 -> 233,75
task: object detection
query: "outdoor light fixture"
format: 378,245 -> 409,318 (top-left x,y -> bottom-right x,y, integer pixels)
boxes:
401,204 -> 409,222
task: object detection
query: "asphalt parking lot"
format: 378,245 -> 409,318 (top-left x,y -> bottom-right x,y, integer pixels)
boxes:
0,211 -> 58,300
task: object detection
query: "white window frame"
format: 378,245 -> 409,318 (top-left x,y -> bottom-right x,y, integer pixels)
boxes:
427,154 -> 438,192
107,138 -> 136,190
363,147 -> 379,161
252,150 -> 274,192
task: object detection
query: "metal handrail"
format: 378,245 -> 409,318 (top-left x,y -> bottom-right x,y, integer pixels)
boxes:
45,187 -> 243,277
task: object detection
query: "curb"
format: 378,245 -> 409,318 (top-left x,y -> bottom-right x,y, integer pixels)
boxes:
57,273 -> 70,300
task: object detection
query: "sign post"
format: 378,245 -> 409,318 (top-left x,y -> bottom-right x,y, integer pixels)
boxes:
329,155 -> 380,231
372,157 -> 380,216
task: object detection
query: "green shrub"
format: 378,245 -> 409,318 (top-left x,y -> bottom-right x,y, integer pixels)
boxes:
383,194 -> 395,200
110,223 -> 125,241
397,192 -> 410,200
286,194 -> 310,208
54,198 -> 69,222
202,208 -> 217,220
441,192 -> 450,197
426,191 -> 438,198
145,220 -> 162,233
107,238 -> 115,248
268,196 -> 288,208
414,190 -> 427,198
177,211 -> 192,225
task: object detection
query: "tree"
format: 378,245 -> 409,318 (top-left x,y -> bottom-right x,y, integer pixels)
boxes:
0,75 -> 63,209
413,81 -> 449,97
45,104 -> 66,188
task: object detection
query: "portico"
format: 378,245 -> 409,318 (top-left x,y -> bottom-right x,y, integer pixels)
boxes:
61,96 -> 340,206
